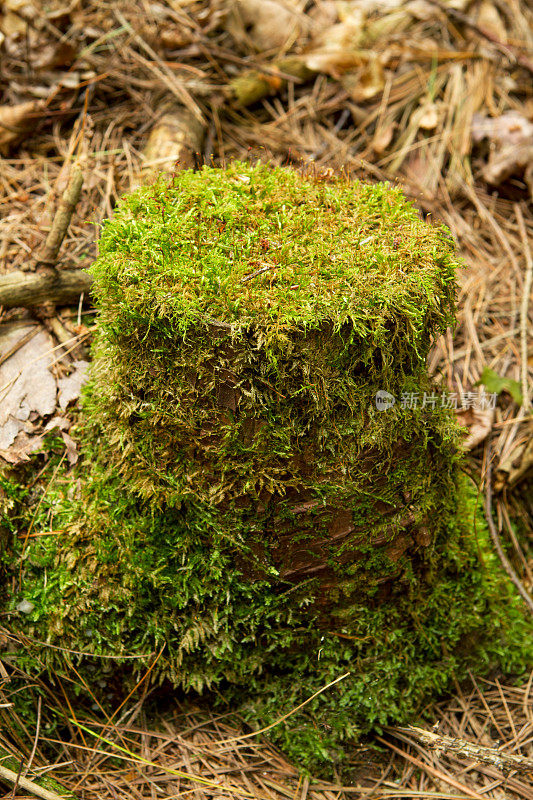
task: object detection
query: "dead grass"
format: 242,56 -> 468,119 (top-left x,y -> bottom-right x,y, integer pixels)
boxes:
0,0 -> 532,796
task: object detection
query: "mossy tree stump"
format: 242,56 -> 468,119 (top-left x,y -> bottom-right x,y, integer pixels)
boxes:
11,163 -> 530,770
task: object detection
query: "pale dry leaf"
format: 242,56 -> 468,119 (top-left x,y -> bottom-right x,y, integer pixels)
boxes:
0,100 -> 40,153
341,57 -> 385,102
407,0 -> 470,20
418,101 -> 439,130
226,0 -> 304,52
372,122 -> 395,153
476,0 -> 507,43
471,112 -> 533,196
0,430 -> 44,464
60,430 -> 79,465
456,406 -> 494,451
57,360 -> 89,411
0,0 -> 32,37
305,8 -> 365,75
0,325 -> 57,453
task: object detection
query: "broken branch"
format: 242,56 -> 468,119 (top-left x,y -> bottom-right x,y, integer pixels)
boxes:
0,269 -> 93,310
395,725 -> 533,774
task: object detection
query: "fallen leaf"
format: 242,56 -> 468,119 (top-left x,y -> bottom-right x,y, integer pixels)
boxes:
57,360 -> 90,411
471,112 -> 533,198
60,430 -> 79,465
456,407 -> 494,451
418,101 -> 439,130
372,122 -> 396,153
226,0 -> 304,52
476,0 -> 506,44
0,324 -> 56,458
407,0 -> 470,20
33,41 -> 77,70
0,0 -> 32,37
0,101 -> 40,153
304,8 -> 365,75
341,57 -> 385,102
0,430 -> 44,464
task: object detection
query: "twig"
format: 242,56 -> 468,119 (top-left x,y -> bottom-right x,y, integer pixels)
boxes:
515,204 -> 532,412
376,735 -> 486,800
484,440 -> 533,614
0,762 -> 73,800
38,170 -> 84,267
22,695 -> 42,778
240,265 -> 275,283
395,725 -> 533,774
0,268 -> 93,309
212,672 -> 350,745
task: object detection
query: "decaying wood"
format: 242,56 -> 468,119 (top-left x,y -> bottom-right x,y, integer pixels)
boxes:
397,725 -> 533,775
140,104 -> 205,180
0,269 -> 93,310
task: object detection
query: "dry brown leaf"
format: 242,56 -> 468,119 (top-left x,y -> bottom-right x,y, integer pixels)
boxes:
304,7 -> 365,75
372,122 -> 396,153
0,100 -> 40,153
472,112 -> 533,197
407,0 -> 470,20
33,41 -> 77,70
476,0 -> 507,44
418,101 -> 439,130
456,406 -> 494,451
0,430 -> 44,464
341,57 -> 385,102
0,0 -> 32,37
226,0 -> 304,52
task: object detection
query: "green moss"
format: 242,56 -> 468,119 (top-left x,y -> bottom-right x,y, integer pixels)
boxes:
3,163 -> 531,773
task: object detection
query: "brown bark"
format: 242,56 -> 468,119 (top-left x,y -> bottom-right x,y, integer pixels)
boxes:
0,269 -> 93,310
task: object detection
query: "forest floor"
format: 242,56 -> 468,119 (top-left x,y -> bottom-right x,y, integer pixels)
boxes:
0,0 -> 532,798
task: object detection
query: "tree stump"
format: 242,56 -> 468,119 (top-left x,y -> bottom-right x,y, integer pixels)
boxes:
12,163 -> 530,771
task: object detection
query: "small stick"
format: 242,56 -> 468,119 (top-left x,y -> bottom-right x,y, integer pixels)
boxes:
0,269 -> 93,310
395,724 -> 533,774
38,170 -> 84,267
0,762 -> 74,800
484,440 -> 533,614
22,695 -> 42,778
515,204 -> 532,412
240,266 -> 274,283
376,735 -> 486,800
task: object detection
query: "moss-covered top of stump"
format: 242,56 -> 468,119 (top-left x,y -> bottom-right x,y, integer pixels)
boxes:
94,161 -> 457,355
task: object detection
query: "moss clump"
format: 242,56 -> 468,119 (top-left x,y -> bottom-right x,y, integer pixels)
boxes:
6,162 -> 531,771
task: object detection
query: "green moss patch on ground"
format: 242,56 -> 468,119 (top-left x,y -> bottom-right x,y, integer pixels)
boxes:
4,163 -> 532,772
